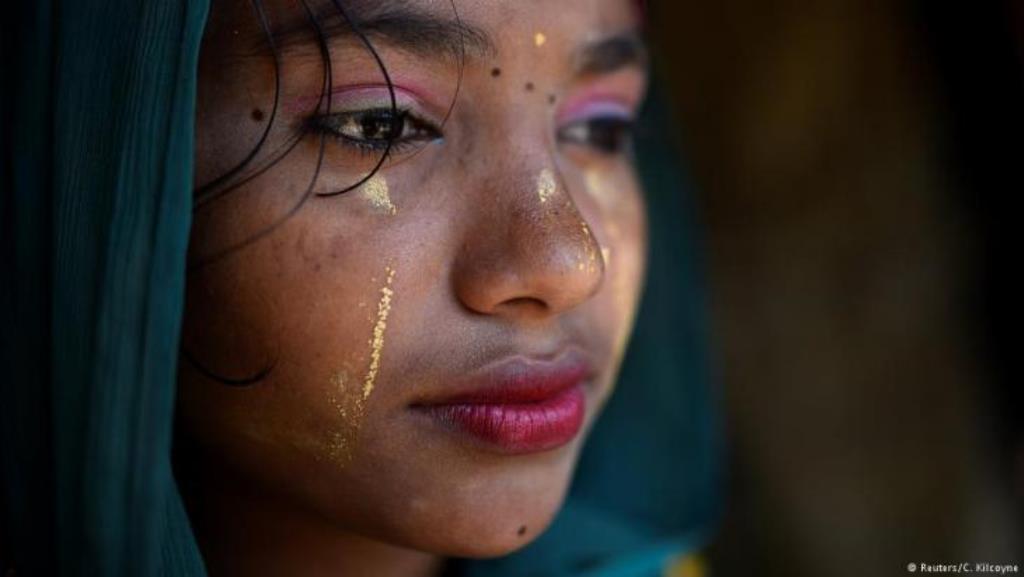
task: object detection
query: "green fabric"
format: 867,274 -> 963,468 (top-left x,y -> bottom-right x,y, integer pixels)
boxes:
1,2 -> 720,575
2,0 -> 209,575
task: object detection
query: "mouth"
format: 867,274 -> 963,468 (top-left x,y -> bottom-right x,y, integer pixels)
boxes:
410,350 -> 592,455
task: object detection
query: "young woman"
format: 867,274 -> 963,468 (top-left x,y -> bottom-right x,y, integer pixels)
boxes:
2,1 -> 718,575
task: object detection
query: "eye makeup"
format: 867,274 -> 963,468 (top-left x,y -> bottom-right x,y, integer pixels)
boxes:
310,102 -> 441,157
300,84 -> 445,160
286,82 -> 439,116
556,98 -> 636,155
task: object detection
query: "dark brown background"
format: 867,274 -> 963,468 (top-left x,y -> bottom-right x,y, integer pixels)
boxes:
648,1 -> 1023,575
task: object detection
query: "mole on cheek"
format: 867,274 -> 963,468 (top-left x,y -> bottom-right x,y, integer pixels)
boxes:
490,67 -> 502,77
250,107 -> 264,122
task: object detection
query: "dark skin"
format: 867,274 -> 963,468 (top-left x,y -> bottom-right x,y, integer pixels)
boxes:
179,1 -> 649,575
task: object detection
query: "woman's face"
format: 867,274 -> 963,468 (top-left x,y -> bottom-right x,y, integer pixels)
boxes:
181,0 -> 648,558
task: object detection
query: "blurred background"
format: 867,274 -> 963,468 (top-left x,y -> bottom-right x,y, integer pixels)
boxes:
647,1 -> 1023,575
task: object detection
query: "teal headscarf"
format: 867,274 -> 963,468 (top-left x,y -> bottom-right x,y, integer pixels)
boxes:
0,1 -> 720,575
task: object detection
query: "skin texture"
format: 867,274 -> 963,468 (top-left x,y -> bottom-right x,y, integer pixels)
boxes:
178,1 -> 648,575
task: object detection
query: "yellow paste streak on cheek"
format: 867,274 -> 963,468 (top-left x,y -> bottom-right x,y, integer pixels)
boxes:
362,266 -> 395,400
363,174 -> 397,215
326,370 -> 356,462
324,266 -> 397,464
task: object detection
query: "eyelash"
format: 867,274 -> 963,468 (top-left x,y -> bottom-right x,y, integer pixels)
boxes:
309,107 -> 635,156
310,107 -> 441,155
557,116 -> 636,155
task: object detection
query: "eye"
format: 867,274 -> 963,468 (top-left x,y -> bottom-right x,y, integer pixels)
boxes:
557,116 -> 635,155
311,108 -> 441,154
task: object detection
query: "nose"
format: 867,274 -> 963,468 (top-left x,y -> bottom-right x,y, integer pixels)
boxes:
452,165 -> 605,320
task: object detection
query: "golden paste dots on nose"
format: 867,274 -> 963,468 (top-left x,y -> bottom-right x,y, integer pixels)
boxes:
577,221 -> 601,273
536,168 -> 558,204
362,174 -> 397,215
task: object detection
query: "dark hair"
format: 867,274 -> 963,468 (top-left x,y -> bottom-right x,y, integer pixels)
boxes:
182,0 -> 467,385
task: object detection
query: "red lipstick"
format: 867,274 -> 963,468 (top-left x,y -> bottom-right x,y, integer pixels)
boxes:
414,353 -> 590,455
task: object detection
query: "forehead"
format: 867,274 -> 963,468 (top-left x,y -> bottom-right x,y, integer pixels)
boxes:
209,0 -> 643,56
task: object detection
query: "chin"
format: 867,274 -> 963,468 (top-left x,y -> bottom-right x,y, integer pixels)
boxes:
405,484 -> 569,559
344,441 -> 582,560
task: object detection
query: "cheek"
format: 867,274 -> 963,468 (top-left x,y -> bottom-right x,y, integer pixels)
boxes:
178,206 -> 400,467
324,263 -> 398,462
193,54 -> 278,191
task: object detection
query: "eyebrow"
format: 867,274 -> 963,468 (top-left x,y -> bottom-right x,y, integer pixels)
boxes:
262,3 -> 646,77
269,3 -> 497,61
575,32 -> 649,76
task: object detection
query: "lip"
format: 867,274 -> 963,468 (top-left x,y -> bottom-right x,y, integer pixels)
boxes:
412,351 -> 592,455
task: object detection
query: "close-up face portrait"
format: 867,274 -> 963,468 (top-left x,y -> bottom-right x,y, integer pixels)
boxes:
178,0 -> 649,571
10,0 -> 1019,575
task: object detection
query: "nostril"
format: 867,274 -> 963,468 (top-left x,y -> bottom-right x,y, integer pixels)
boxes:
492,296 -> 550,317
